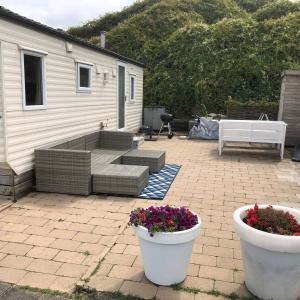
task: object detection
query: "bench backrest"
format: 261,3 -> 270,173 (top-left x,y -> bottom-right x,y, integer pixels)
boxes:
219,120 -> 287,143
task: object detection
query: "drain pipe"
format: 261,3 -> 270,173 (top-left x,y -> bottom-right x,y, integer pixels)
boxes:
100,31 -> 106,48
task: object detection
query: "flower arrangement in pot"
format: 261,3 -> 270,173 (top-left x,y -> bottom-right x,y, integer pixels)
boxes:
129,205 -> 201,286
233,204 -> 300,300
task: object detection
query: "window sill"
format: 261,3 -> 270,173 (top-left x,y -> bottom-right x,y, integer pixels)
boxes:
76,89 -> 92,93
23,105 -> 47,111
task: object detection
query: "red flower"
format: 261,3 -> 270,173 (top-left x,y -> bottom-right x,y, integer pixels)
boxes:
243,204 -> 300,236
167,219 -> 174,226
139,212 -> 146,222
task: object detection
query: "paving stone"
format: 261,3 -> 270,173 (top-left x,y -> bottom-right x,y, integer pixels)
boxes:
93,226 -> 119,236
49,276 -> 78,293
66,215 -> 91,224
18,272 -> 57,289
88,218 -> 115,227
73,232 -> 102,244
26,246 -> 60,260
119,281 -> 157,300
45,220 -> 72,230
23,226 -> 53,236
108,265 -> 143,282
0,243 -> 32,256
187,264 -> 200,276
199,266 -> 234,282
0,231 -> 29,243
94,263 -> 113,276
190,254 -> 216,266
203,245 -> 234,258
24,235 -> 56,247
88,275 -> 124,292
214,280 -> 250,298
49,239 -> 81,251
26,259 -> 62,274
68,222 -> 95,233
56,263 -> 87,278
123,245 -> 140,256
76,242 -> 105,255
0,267 -> 27,284
49,229 -> 77,239
110,243 -> 126,254
182,276 -> 214,292
116,235 -> 139,246
0,242 -> 7,251
54,250 -> 86,264
1,223 -> 29,233
105,253 -> 136,266
0,255 -> 33,269
195,293 -> 226,300
156,286 -> 195,300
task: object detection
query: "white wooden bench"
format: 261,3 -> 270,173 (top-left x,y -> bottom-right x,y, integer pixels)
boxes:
218,120 -> 287,159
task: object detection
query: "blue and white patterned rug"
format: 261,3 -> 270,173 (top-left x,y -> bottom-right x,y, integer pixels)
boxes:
138,164 -> 181,200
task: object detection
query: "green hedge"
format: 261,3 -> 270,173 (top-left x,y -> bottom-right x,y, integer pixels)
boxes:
68,0 -> 300,117
226,100 -> 279,109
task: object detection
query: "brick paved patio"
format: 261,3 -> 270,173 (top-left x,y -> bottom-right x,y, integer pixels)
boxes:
0,138 -> 299,299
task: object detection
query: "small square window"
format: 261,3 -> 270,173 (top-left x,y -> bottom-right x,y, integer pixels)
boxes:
77,63 -> 91,92
130,76 -> 136,102
21,51 -> 47,110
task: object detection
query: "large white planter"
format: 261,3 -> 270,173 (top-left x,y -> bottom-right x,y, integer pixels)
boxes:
234,205 -> 300,300
134,216 -> 201,286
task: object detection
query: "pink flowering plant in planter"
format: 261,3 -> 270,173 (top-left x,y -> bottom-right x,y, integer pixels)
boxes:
129,205 -> 198,236
129,205 -> 201,286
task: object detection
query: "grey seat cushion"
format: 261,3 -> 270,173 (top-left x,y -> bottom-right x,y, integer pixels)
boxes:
91,149 -> 128,173
92,164 -> 149,196
122,149 -> 166,173
123,149 -> 165,159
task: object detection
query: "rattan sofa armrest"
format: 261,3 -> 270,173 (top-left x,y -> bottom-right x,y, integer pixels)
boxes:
35,148 -> 92,195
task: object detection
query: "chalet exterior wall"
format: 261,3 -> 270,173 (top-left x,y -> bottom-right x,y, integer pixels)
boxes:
0,17 -> 143,176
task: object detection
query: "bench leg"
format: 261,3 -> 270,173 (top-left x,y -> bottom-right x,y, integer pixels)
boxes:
218,140 -> 223,155
280,143 -> 285,160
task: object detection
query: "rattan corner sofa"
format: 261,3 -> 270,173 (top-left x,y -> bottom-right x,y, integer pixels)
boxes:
35,130 -> 165,196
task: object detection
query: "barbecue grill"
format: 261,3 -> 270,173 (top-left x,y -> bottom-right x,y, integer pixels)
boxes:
158,113 -> 174,139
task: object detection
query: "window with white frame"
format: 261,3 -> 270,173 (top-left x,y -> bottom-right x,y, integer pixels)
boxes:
77,63 -> 92,92
130,75 -> 136,102
21,51 -> 46,110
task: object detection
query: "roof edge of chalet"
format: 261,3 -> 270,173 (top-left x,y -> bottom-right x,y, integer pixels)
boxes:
0,6 -> 145,68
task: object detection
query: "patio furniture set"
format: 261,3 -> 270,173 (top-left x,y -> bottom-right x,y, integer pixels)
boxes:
35,130 -> 165,196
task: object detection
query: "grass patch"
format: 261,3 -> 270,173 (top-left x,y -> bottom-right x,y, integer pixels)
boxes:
74,286 -> 148,300
171,284 -> 256,300
19,285 -> 70,297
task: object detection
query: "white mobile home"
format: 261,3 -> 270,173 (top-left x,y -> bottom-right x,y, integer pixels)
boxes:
0,7 -> 144,199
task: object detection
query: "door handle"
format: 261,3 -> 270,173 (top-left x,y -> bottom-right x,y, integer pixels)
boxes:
124,96 -> 127,102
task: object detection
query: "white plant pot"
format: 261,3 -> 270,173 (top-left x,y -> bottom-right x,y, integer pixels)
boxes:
234,205 -> 300,300
134,216 -> 201,286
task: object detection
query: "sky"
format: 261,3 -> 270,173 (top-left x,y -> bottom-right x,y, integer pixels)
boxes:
0,0 -> 136,29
